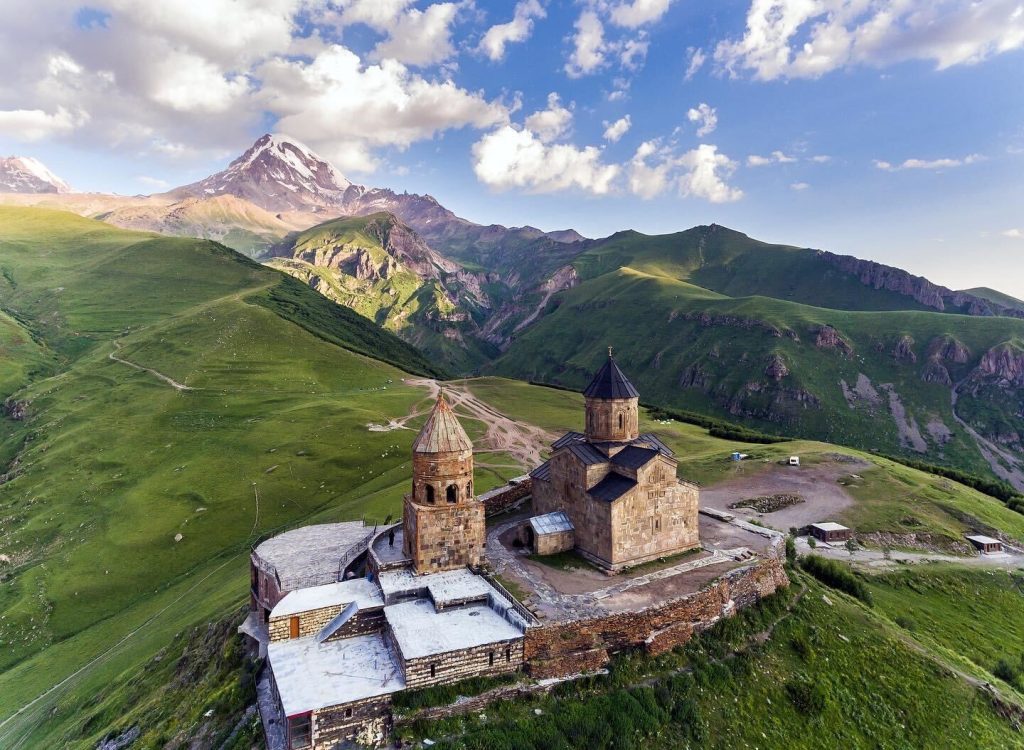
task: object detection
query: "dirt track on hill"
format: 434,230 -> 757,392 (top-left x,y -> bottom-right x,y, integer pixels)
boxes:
401,378 -> 556,469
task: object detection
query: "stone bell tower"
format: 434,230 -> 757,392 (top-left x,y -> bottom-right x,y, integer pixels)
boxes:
584,348 -> 640,444
403,391 -> 485,574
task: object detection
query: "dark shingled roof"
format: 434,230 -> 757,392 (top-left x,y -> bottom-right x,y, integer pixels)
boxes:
530,460 -> 551,482
588,472 -> 637,502
552,431 -> 586,449
611,445 -> 659,469
637,433 -> 674,457
567,442 -> 607,466
412,392 -> 473,454
583,355 -> 640,400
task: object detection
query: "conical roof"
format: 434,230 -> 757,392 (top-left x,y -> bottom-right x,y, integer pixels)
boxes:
413,392 -> 473,453
583,352 -> 640,399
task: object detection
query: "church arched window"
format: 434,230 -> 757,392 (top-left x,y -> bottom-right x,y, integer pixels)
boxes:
446,485 -> 458,503
466,481 -> 473,497
618,413 -> 624,430
425,485 -> 435,504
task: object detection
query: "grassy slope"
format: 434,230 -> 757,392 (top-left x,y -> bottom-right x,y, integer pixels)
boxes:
408,574 -> 1021,749
267,213 -> 494,372
962,287 -> 1024,313
0,208 -> 467,746
490,259 -> 1024,479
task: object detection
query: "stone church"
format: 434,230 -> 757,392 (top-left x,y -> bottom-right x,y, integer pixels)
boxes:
530,352 -> 700,570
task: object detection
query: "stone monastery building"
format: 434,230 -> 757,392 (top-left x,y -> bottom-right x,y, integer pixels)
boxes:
531,352 -> 700,570
241,356 -> 787,749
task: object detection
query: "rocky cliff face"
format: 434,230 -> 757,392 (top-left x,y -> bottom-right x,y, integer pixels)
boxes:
976,343 -> 1024,386
821,251 -> 1024,320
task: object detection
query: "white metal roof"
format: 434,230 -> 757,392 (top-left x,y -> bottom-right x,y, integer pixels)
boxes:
254,522 -> 372,589
529,511 -> 574,536
268,633 -> 405,716
384,598 -> 524,660
966,535 -> 1002,546
271,577 -> 384,619
810,522 -> 849,532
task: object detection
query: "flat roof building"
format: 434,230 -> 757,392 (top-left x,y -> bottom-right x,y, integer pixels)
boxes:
966,534 -> 1003,554
809,522 -> 852,544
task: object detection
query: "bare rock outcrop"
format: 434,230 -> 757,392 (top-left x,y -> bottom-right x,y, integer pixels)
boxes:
928,336 -> 971,363
920,357 -> 952,386
977,343 -> 1024,386
2,399 -> 29,421
764,353 -> 789,381
812,325 -> 853,356
892,335 -> 917,364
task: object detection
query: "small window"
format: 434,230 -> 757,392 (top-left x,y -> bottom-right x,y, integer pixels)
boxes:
289,616 -> 300,639
345,707 -> 353,719
489,651 -> 495,666
446,485 -> 457,504
425,485 -> 435,504
288,714 -> 312,749
430,664 -> 437,678
505,647 -> 512,662
618,413 -> 624,429
466,481 -> 473,497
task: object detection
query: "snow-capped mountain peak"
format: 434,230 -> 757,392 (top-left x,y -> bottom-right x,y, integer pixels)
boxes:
172,133 -> 353,211
0,156 -> 72,194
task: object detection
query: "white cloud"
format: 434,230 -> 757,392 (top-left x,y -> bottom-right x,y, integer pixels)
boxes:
261,46 -> 508,172
609,0 -> 674,28
790,181 -> 810,190
603,115 -> 632,142
370,2 -> 463,67
137,175 -> 170,189
335,0 -> 415,29
620,35 -> 650,70
1002,228 -> 1023,239
810,154 -> 832,163
524,93 -> 573,142
716,0 -> 1024,81
0,106 -> 89,141
479,0 -> 546,61
686,103 -> 717,137
684,47 -> 706,80
747,150 -> 797,166
628,140 -> 743,202
472,125 -> 619,195
565,10 -> 608,78
874,154 -> 983,171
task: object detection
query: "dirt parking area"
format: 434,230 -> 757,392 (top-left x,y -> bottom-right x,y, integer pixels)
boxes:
700,455 -> 871,531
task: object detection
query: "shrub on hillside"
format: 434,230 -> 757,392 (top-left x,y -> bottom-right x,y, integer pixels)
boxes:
785,676 -> 830,715
800,555 -> 873,606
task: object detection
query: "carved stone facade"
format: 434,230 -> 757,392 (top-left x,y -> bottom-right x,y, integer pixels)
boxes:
530,354 -> 700,570
403,393 -> 486,574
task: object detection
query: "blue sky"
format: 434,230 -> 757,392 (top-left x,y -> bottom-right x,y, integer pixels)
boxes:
1,0 -> 1023,296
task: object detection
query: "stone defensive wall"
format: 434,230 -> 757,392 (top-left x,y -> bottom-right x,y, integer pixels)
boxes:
478,475 -> 532,516
524,556 -> 789,679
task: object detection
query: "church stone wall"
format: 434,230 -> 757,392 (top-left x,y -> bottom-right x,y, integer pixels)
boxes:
313,695 -> 393,748
524,557 -> 788,679
398,639 -> 525,690
478,478 -> 532,516
269,605 -> 384,642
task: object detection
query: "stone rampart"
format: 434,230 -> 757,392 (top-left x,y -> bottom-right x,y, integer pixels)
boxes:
479,477 -> 532,516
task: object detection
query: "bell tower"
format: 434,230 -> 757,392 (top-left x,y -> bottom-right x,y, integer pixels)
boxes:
584,348 -> 640,444
403,391 -> 485,574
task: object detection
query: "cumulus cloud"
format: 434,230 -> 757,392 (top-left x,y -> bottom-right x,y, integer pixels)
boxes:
261,46 -> 508,172
565,10 -> 608,78
747,150 -> 797,166
874,154 -> 983,171
790,181 -> 810,190
1002,228 -> 1023,238
628,140 -> 743,202
603,115 -> 632,142
479,0 -> 546,61
473,126 -> 620,194
609,0 -> 674,28
715,0 -> 1024,81
370,2 -> 463,67
684,47 -> 706,80
686,102 -> 717,137
0,106 -> 89,141
524,92 -> 573,142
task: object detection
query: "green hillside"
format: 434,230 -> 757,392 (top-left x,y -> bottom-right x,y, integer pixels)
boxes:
491,229 -> 1024,485
266,213 -> 496,372
962,286 -> 1024,313
0,208 -> 467,747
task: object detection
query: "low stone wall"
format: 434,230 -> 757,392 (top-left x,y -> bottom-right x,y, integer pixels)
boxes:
269,604 -> 383,642
524,558 -> 788,679
479,477 -> 532,516
314,695 -> 392,748
400,639 -> 525,690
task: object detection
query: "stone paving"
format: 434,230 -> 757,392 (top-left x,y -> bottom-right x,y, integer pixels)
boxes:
486,515 -> 765,624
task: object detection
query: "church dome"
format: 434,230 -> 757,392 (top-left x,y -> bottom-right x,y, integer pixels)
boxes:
412,392 -> 473,453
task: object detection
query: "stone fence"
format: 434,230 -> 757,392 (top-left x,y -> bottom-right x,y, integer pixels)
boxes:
524,557 -> 789,679
479,476 -> 532,516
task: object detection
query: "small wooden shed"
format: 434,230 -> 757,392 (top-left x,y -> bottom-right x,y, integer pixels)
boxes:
809,522 -> 852,544
966,534 -> 1003,554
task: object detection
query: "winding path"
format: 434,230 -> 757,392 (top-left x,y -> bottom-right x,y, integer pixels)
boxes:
109,340 -> 193,391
